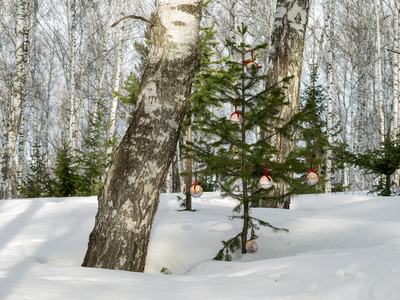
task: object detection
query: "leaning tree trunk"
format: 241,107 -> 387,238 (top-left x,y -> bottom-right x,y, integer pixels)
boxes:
82,0 -> 202,273
261,0 -> 310,208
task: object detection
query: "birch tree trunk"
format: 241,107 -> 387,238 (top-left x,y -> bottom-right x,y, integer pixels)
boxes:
374,0 -> 384,142
393,0 -> 400,190
17,114 -> 25,189
68,0 -> 77,150
82,0 -> 202,272
1,0 -> 30,199
108,0 -> 126,151
94,0 -> 112,110
177,140 -> 185,193
392,0 -> 399,136
349,62 -> 355,191
262,0 -> 310,208
325,0 -> 333,193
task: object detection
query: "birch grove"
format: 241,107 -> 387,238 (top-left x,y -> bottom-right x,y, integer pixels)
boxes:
0,0 -> 399,200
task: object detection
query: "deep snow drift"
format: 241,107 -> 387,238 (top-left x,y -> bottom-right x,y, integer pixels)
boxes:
1,192 -> 400,299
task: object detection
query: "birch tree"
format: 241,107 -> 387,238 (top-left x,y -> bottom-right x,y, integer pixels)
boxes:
262,0 -> 311,208
67,0 -> 77,151
325,0 -> 333,193
108,0 -> 126,153
374,0 -> 384,142
393,1 -> 400,137
1,0 -> 31,199
82,0 -> 203,272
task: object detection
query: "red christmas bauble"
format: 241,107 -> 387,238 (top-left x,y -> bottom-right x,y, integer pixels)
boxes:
230,111 -> 242,124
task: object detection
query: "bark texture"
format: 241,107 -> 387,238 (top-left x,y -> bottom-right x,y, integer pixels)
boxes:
1,0 -> 30,199
325,0 -> 333,193
262,0 -> 310,208
82,0 -> 202,272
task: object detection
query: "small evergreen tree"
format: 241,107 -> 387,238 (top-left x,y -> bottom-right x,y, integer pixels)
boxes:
19,143 -> 54,198
53,140 -> 79,197
295,64 -> 329,193
192,24 -> 301,260
180,23 -> 229,210
76,98 -> 119,196
112,73 -> 140,121
334,134 -> 400,196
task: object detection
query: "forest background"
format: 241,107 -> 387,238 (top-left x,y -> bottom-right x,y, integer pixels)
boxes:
1,0 -> 400,199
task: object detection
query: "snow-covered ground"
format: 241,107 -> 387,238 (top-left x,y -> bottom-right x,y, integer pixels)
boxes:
1,192 -> 400,299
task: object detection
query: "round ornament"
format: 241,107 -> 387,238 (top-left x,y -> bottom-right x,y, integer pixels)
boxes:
259,175 -> 273,189
246,239 -> 259,253
305,171 -> 319,186
305,158 -> 319,186
190,183 -> 203,198
241,49 -> 259,74
230,111 -> 242,124
245,61 -> 257,73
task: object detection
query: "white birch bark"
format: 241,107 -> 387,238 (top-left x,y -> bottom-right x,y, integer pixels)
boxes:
324,0 -> 333,193
82,0 -> 203,272
349,62 -> 355,191
392,0 -> 399,137
108,0 -> 126,154
374,0 -> 385,142
393,0 -> 400,190
1,0 -> 30,199
177,140 -> 185,193
17,114 -> 25,189
94,0 -> 112,109
263,0 -> 311,208
68,0 -> 77,150
165,166 -> 173,193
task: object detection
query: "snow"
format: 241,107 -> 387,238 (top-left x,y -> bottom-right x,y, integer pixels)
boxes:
1,192 -> 400,299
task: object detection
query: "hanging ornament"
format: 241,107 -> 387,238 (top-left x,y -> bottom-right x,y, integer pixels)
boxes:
259,162 -> 273,189
305,158 -> 319,186
190,173 -> 203,197
230,102 -> 242,124
241,49 -> 259,73
246,229 -> 259,253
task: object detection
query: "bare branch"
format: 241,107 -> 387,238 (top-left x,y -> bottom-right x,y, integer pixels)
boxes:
387,49 -> 400,55
111,15 -> 154,28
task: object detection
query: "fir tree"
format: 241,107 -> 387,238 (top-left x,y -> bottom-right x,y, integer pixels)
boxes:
334,134 -> 400,196
192,24 -> 301,260
112,73 -> 140,121
295,64 -> 329,192
180,23 -> 228,210
76,98 -> 119,196
53,140 -> 79,197
19,143 -> 54,198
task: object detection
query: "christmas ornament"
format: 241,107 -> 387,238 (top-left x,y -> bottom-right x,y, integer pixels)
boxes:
305,158 -> 319,186
241,49 -> 259,73
246,229 -> 259,253
259,162 -> 273,189
190,173 -> 203,197
230,102 -> 242,124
